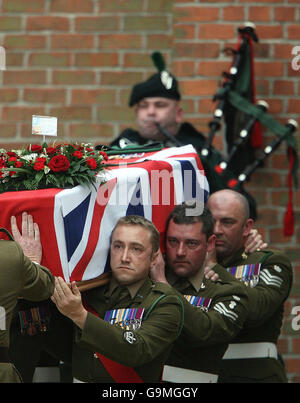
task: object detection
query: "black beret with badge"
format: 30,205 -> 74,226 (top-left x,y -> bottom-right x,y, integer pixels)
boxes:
129,52 -> 181,107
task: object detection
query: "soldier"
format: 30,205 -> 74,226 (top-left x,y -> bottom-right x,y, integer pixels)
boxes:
206,189 -> 293,383
0,212 -> 54,382
9,214 -> 73,383
108,57 -> 225,194
51,215 -> 184,383
150,203 -> 249,383
106,53 -> 257,218
109,54 -> 202,150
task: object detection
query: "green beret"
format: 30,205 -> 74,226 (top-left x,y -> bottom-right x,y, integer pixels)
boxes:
129,52 -> 181,107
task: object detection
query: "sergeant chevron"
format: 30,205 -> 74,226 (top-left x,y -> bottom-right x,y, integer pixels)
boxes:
260,269 -> 283,287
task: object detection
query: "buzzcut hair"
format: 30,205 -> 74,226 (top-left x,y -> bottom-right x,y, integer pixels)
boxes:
208,189 -> 250,223
166,202 -> 214,240
231,191 -> 250,222
111,215 -> 160,254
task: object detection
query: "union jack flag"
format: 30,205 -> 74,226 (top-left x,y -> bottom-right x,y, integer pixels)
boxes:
0,145 -> 209,282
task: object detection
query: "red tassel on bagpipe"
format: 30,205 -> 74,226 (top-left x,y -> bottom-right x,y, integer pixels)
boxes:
283,146 -> 295,236
247,31 -> 262,149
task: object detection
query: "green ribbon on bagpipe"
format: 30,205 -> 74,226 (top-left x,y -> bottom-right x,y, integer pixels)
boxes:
102,142 -> 164,156
218,87 -> 298,187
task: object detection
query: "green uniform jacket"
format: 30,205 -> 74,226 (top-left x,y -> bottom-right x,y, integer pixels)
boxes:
166,270 -> 249,376
72,278 -> 183,383
216,248 -> 293,383
0,240 -> 54,382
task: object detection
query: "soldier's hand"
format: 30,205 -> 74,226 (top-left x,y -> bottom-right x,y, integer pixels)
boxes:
203,247 -> 219,281
51,276 -> 87,329
204,247 -> 217,268
11,212 -> 42,264
149,249 -> 169,284
204,265 -> 219,282
245,229 -> 268,253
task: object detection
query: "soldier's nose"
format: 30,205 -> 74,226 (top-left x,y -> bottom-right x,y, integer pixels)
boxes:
176,242 -> 187,256
121,248 -> 130,262
146,105 -> 156,115
214,222 -> 222,234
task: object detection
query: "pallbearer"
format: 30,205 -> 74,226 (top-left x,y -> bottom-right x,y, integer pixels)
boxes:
0,213 -> 54,382
150,203 -> 249,383
207,189 -> 293,383
52,215 -> 184,383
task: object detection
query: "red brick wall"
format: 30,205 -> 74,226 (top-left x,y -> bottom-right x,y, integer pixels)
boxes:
172,1 -> 300,382
0,0 -> 299,382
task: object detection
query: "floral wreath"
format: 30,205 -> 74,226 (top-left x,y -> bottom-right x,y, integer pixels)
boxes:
0,142 -> 108,192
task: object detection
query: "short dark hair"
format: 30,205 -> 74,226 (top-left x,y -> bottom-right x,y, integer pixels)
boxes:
111,215 -> 160,254
166,203 -> 214,239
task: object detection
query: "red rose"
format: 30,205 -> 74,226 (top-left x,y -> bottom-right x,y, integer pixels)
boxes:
14,161 -> 23,168
48,155 -> 70,172
99,151 -> 108,161
7,151 -> 17,157
73,151 -> 83,159
8,157 -> 17,163
36,157 -> 46,163
46,147 -> 57,155
33,158 -> 46,171
27,144 -> 42,153
0,158 -> 6,168
33,162 -> 45,171
86,158 -> 97,170
9,171 -> 16,176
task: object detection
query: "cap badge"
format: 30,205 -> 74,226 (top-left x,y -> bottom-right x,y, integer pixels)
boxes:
161,71 -> 173,90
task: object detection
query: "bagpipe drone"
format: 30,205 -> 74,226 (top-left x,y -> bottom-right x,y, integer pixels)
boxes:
158,23 -> 298,235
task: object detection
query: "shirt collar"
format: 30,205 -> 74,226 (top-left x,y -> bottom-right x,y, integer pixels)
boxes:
166,267 -> 204,292
109,277 -> 146,299
219,247 -> 246,267
188,268 -> 204,292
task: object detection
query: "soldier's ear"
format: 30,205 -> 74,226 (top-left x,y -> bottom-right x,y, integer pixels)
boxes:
243,218 -> 254,237
206,234 -> 216,253
150,250 -> 160,265
175,104 -> 183,123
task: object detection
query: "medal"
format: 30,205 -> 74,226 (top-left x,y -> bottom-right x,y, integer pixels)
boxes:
104,307 -> 145,330
184,295 -> 212,312
18,304 -> 51,336
227,263 -> 261,287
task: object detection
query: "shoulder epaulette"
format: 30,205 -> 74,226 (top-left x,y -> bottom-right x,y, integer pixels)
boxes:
151,281 -> 174,295
257,249 -> 274,264
145,282 -> 184,339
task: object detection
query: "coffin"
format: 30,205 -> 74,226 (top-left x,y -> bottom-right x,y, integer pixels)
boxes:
0,145 -> 209,289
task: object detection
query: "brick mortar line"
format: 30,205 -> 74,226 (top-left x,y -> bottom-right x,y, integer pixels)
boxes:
175,2 -> 299,4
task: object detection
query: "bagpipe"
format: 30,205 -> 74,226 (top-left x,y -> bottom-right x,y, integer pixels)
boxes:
200,23 -> 260,160
208,23 -> 298,236
214,100 -> 269,175
159,23 -> 298,234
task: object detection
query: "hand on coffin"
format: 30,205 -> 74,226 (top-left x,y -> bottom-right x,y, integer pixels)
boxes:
149,249 -> 169,285
244,228 -> 268,253
204,248 -> 219,282
11,212 -> 42,264
51,276 -> 87,330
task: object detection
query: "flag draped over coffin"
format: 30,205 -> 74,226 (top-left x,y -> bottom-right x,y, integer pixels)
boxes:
0,145 -> 209,282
